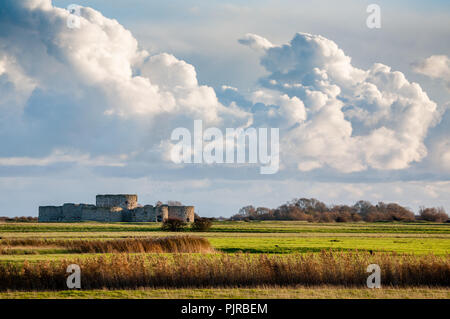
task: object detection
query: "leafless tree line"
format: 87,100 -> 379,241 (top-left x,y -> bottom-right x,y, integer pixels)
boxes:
231,198 -> 448,223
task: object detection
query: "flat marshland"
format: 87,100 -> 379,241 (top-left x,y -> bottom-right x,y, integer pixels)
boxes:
0,221 -> 449,298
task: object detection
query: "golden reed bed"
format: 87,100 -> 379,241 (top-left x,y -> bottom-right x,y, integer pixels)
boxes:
0,250 -> 448,291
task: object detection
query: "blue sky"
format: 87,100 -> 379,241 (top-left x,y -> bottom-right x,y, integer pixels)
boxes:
0,0 -> 449,217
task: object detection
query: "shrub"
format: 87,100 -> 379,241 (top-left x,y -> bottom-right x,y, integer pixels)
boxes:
161,218 -> 187,232
336,212 -> 352,222
191,218 -> 213,232
0,216 -> 38,223
318,212 -> 337,223
351,213 -> 363,222
419,207 -> 448,223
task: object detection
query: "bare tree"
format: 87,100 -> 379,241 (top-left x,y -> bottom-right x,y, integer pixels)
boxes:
419,207 -> 448,222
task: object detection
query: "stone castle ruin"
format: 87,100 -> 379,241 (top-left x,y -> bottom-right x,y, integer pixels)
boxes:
38,194 -> 195,223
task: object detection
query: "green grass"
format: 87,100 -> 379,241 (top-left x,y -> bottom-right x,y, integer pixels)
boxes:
209,221 -> 450,234
209,236 -> 450,255
1,235 -> 448,259
0,220 -> 449,298
1,221 -> 449,260
1,221 -> 449,234
0,286 -> 449,299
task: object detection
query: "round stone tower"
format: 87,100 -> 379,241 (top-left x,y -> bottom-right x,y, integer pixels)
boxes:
167,205 -> 195,222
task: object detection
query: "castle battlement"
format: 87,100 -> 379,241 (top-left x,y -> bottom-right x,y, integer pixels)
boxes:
38,194 -> 194,223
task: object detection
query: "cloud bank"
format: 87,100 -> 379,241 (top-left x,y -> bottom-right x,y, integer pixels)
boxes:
0,0 -> 445,178
239,32 -> 442,172
0,0 -> 249,164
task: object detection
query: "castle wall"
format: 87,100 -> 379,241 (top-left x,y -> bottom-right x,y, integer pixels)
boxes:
120,205 -> 157,222
80,205 -> 99,221
135,206 -> 148,222
107,208 -> 123,222
168,206 -> 195,222
38,195 -> 194,223
61,204 -> 82,222
38,206 -> 63,222
80,206 -> 122,222
157,205 -> 169,222
126,206 -> 147,222
144,205 -> 157,222
121,209 -> 132,222
124,205 -> 169,222
96,194 -> 137,210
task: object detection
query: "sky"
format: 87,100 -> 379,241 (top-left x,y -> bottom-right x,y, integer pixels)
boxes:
0,0 -> 449,217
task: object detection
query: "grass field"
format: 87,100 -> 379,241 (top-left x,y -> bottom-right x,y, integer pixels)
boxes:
1,286 -> 449,299
0,221 -> 449,298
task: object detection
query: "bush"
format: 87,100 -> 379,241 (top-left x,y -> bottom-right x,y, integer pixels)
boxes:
336,212 -> 352,223
191,218 -> 213,232
0,216 -> 38,223
161,218 -> 187,232
419,207 -> 448,223
351,213 -> 363,222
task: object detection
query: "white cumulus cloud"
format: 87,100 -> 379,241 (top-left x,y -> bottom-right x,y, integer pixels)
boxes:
412,55 -> 450,90
0,0 -> 249,163
241,32 -> 442,172
0,1 -> 445,177
238,33 -> 274,51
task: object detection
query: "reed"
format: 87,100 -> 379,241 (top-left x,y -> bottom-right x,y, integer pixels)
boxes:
0,236 -> 213,254
0,251 -> 448,291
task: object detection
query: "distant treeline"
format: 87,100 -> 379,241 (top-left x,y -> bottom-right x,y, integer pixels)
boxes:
231,198 -> 449,223
0,216 -> 37,223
